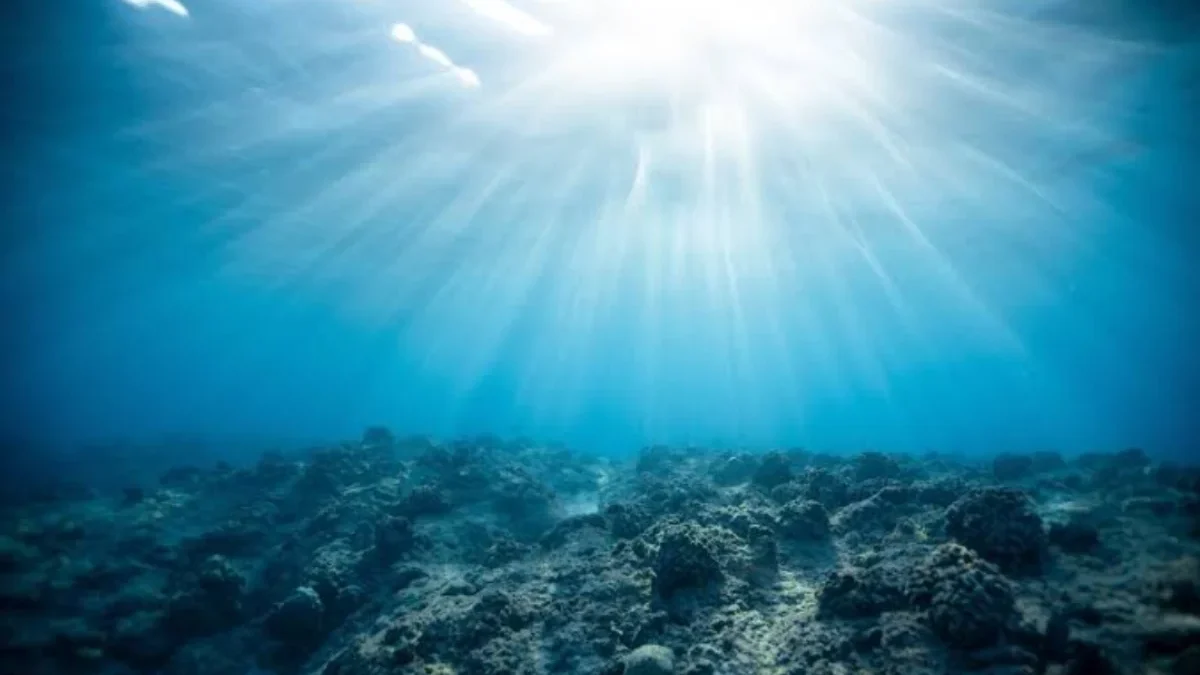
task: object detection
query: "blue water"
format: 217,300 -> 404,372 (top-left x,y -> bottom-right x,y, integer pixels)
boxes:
3,0 -> 1198,462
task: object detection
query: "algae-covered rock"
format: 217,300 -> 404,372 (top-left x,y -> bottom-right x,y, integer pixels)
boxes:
854,451 -> 902,481
907,543 -> 1015,649
624,644 -> 675,675
778,499 -> 831,540
652,522 -> 725,598
945,487 -> 1046,573
752,452 -> 794,489
264,586 -> 324,645
0,436 -> 1194,675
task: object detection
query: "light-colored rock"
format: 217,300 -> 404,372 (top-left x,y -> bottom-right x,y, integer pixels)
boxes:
624,644 -> 674,675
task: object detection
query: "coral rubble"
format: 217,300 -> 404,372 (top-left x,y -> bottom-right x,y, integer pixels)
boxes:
0,436 -> 1195,675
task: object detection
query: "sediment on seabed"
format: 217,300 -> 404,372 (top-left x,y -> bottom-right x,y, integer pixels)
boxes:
1,435 -> 1198,675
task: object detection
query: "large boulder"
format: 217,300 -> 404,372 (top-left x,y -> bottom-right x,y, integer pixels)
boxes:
992,454 -> 1035,482
854,452 -> 902,481
752,452 -> 794,490
652,523 -> 724,599
945,487 -> 1046,573
906,544 -> 1015,649
777,499 -> 831,541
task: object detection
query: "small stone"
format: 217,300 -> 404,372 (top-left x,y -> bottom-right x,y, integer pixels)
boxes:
264,586 -> 324,645
624,644 -> 675,675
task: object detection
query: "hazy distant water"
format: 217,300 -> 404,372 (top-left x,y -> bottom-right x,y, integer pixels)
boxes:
2,0 -> 1198,465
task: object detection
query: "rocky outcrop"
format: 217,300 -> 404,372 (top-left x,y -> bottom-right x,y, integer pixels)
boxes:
0,435 -> 1193,675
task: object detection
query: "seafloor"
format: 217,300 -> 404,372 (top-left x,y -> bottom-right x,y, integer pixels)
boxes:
2,434 -> 1198,675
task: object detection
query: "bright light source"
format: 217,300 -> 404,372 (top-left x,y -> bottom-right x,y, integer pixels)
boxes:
390,23 -> 417,44
464,0 -> 553,36
122,0 -> 190,17
455,67 -> 482,88
417,44 -> 455,69
528,0 -> 885,125
390,22 -> 483,88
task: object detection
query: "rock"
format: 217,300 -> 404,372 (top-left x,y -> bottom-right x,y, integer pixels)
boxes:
1042,612 -> 1071,664
1060,474 -> 1085,491
1030,452 -> 1066,473
4,438 -> 1196,675
778,499 -> 831,540
182,522 -> 266,560
748,528 -> 780,582
161,556 -> 245,638
1048,521 -> 1100,554
752,452 -> 793,490
482,538 -> 531,567
373,516 -> 416,562
455,589 -> 534,650
397,484 -> 452,518
1063,639 -> 1118,675
1150,557 -> 1200,614
1113,448 -> 1151,469
945,487 -> 1046,573
1122,496 -> 1176,517
798,468 -> 851,510
817,556 -> 913,619
993,454 -> 1035,482
711,454 -> 759,486
0,535 -> 35,573
913,478 -> 969,507
769,481 -> 807,504
624,644 -> 675,675
159,466 -> 203,487
605,503 -> 651,540
121,487 -> 146,506
47,619 -> 107,665
636,446 -> 686,474
854,452 -> 902,481
967,668 -> 1035,675
264,586 -> 324,646
492,467 -> 558,531
1076,448 -> 1149,471
107,610 -> 177,670
1139,613 -> 1200,655
197,555 -> 245,602
541,513 -> 609,549
831,488 -> 915,536
652,523 -> 724,599
362,425 -> 395,447
966,645 -> 1039,669
907,544 -> 1015,649
1154,464 -> 1200,494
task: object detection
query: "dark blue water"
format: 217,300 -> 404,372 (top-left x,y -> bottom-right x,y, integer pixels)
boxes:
3,0 -> 1198,473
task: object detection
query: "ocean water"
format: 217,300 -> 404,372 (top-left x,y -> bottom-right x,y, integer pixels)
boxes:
2,0 -> 1199,474
3,5 -> 1200,675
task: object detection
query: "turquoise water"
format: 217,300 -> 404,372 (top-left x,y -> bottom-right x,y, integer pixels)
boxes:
3,0 -> 1198,459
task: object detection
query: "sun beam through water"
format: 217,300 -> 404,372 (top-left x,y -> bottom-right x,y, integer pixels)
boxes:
104,0 -> 1173,445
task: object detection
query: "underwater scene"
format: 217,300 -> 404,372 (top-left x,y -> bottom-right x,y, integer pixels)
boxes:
2,0 -> 1199,674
